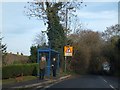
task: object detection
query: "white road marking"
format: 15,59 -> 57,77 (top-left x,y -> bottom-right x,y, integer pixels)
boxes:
103,79 -> 107,83
100,76 -> 117,90
109,84 -> 116,90
100,76 -> 108,83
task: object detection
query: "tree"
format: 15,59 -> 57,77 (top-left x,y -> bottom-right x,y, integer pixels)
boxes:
24,1 -> 86,48
34,31 -> 47,46
29,45 -> 38,63
115,37 -> 120,75
0,36 -> 7,65
116,37 -> 120,51
25,1 -> 85,69
21,53 -> 23,55
29,30 -> 48,63
24,1 -> 85,35
68,30 -> 104,74
0,37 -> 7,55
29,44 -> 47,63
101,24 -> 120,75
102,24 -> 120,41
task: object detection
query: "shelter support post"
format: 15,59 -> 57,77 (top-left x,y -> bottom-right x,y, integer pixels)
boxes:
57,54 -> 60,75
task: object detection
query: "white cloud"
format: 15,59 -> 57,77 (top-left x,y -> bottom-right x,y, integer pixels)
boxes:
77,10 -> 118,20
3,27 -> 47,55
86,19 -> 117,32
76,10 -> 118,32
3,34 -> 31,55
1,1 -> 118,56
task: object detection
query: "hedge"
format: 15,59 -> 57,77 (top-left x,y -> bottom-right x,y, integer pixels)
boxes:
2,63 -> 39,79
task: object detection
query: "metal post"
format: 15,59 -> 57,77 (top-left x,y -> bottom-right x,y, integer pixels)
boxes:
57,54 -> 60,75
65,56 -> 67,73
66,8 -> 68,31
65,8 -> 68,73
47,51 -> 51,77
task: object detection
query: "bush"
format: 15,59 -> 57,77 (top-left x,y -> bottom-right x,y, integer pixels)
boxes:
2,63 -> 39,79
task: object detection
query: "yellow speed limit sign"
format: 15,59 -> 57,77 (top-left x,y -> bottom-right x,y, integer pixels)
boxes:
64,46 -> 73,56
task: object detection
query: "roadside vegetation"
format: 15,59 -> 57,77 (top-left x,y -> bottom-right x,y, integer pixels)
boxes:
2,76 -> 37,85
67,24 -> 120,76
1,1 -> 120,85
24,1 -> 119,76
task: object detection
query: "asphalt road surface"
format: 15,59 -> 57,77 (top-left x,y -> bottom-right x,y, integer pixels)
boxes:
44,75 -> 119,90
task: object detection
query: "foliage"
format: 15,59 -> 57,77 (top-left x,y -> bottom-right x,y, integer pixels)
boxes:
0,34 -> 7,55
29,44 -> 47,63
0,39 -> 7,65
3,76 -> 37,85
67,24 -> 120,76
34,32 -> 47,46
30,45 -> 39,63
25,1 -> 85,34
25,1 -> 85,69
1,44 -> 7,54
116,37 -> 120,51
12,60 -> 23,64
29,46 -> 38,63
68,30 -> 104,74
102,24 -> 120,41
2,63 -> 38,79
25,1 -> 119,76
101,24 -> 120,75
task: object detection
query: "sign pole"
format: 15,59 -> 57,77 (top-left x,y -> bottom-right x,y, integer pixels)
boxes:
65,56 -> 67,73
64,46 -> 73,73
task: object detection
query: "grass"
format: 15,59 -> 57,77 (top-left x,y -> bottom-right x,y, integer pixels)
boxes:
2,76 -> 37,85
2,70 -> 74,85
2,72 -> 67,85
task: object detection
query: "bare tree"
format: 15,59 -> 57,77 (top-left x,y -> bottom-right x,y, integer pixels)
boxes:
33,31 -> 47,46
102,24 -> 120,41
24,0 -> 86,35
68,30 -> 104,73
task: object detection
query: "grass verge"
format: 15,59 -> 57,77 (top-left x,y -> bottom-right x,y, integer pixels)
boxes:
2,76 -> 37,85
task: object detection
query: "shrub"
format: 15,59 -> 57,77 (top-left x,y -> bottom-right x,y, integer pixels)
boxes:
2,63 -> 38,79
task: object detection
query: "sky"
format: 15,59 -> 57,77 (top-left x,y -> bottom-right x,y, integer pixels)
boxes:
0,1 -> 118,56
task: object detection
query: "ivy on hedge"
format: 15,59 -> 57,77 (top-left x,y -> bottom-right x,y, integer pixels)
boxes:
2,63 -> 39,79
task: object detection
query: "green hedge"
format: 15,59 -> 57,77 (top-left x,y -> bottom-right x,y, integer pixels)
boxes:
2,63 -> 39,79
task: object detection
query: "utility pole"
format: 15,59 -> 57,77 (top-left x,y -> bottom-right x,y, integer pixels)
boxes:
64,7 -> 73,73
64,8 -> 68,73
66,8 -> 68,32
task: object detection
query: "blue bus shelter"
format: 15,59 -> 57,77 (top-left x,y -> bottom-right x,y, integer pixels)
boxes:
37,48 -> 60,77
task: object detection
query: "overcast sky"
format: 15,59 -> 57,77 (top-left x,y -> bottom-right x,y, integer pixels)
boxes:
0,1 -> 118,55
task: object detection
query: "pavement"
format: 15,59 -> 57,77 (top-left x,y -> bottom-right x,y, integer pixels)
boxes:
2,75 -> 71,89
44,75 -> 120,90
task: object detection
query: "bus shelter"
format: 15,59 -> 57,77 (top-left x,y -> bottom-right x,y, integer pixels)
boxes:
37,48 -> 60,77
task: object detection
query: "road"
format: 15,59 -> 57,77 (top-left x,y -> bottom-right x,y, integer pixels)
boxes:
43,75 -> 119,90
